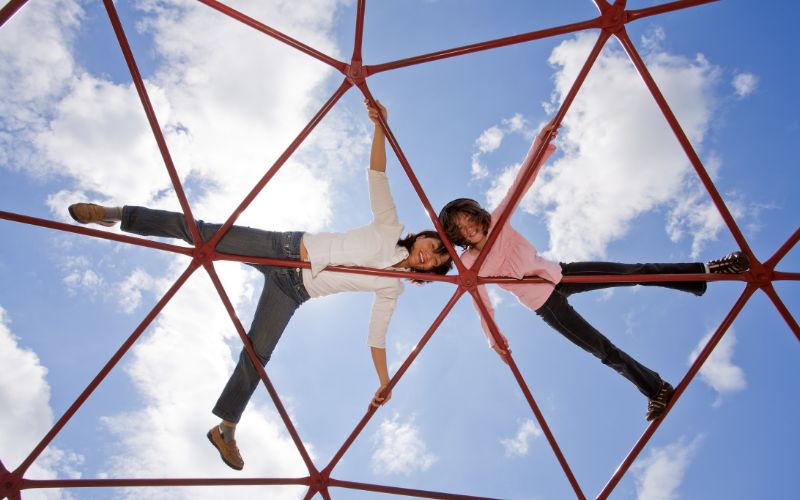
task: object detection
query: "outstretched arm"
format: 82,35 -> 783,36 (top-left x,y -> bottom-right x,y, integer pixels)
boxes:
370,346 -> 392,408
475,284 -> 511,365
367,99 -> 387,173
493,117 -> 559,220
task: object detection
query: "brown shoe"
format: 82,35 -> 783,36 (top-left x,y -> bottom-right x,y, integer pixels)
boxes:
646,382 -> 675,421
68,203 -> 117,227
207,425 -> 244,470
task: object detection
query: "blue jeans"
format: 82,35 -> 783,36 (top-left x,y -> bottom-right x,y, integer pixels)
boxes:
535,261 -> 705,399
121,206 -> 310,423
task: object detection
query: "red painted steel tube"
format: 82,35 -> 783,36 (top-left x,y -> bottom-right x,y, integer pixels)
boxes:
367,17 -> 602,76
329,478 -> 498,500
13,261 -> 200,477
627,0 -> 719,23
102,0 -> 202,247
473,30 -> 611,271
21,476 -> 309,489
0,210 -> 193,257
196,0 -> 346,72
765,227 -> 800,269
469,288 -> 585,499
597,284 -> 756,499
203,262 -> 318,476
204,79 -> 352,252
761,284 -> 800,342
351,0 -> 366,64
322,288 -> 465,478
216,252 -> 457,284
774,272 -> 800,281
0,0 -> 27,27
359,86 -> 467,274
615,31 -> 755,260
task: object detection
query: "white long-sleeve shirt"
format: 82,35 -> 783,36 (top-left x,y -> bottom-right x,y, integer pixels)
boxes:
302,169 -> 408,348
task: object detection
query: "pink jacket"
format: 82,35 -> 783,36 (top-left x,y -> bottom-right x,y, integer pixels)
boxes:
461,136 -> 562,346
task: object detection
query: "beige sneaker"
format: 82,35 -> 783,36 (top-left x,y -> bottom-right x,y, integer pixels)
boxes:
68,203 -> 117,227
207,425 -> 244,470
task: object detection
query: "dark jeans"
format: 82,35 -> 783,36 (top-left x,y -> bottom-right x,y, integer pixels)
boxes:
535,261 -> 705,399
122,206 -> 310,423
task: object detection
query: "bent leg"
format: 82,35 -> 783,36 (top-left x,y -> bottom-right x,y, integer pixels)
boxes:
535,290 -> 662,398
212,272 -> 302,423
559,261 -> 706,297
120,206 -> 302,260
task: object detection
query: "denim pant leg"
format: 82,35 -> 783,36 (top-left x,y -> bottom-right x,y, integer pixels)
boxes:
121,205 -> 303,260
535,290 -> 662,398
212,266 -> 307,423
558,261 -> 707,297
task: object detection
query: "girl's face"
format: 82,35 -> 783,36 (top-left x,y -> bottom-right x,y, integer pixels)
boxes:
406,236 -> 449,271
452,211 -> 487,247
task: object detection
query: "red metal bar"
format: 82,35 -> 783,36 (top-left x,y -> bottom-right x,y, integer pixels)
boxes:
322,288 -> 465,478
13,261 -> 200,477
597,284 -> 757,499
351,0 -> 366,64
329,478 -> 497,500
473,30 -> 611,271
21,476 -> 309,489
0,210 -> 193,257
196,0 -> 347,72
774,272 -> 800,281
102,0 -> 202,247
761,284 -> 800,342
202,262 -> 318,476
627,0 -> 719,23
367,17 -> 602,76
469,288 -> 585,499
0,0 -> 27,27
204,79 -> 352,252
614,30 -> 755,261
765,227 -> 800,269
359,86 -> 467,274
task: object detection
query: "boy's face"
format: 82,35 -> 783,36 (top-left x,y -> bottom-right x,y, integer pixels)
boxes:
452,211 -> 487,247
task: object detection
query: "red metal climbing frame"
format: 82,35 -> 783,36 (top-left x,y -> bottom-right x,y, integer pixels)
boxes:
1,0 -> 798,498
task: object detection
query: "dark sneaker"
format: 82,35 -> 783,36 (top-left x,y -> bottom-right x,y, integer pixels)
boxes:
207,425 -> 244,470
707,251 -> 750,274
646,382 -> 674,421
68,203 -> 117,227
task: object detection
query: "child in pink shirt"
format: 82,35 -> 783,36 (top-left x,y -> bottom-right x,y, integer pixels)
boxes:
439,120 -> 749,421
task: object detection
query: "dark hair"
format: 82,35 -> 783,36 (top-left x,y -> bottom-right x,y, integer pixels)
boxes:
438,198 -> 491,249
397,230 -> 453,283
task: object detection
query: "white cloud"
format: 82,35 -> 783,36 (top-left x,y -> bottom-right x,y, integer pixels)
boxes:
116,268 -> 159,314
633,436 -> 703,500
487,287 -> 505,308
688,329 -> 746,406
470,114 -> 530,181
500,419 -> 542,457
481,31 -> 723,261
732,72 -> 758,98
371,412 -> 437,475
476,126 -> 504,153
0,305 -> 84,499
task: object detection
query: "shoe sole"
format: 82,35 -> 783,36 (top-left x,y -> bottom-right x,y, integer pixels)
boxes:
68,204 -> 116,227
206,429 -> 244,471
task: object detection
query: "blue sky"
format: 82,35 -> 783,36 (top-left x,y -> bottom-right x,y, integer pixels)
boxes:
1,1 -> 798,499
